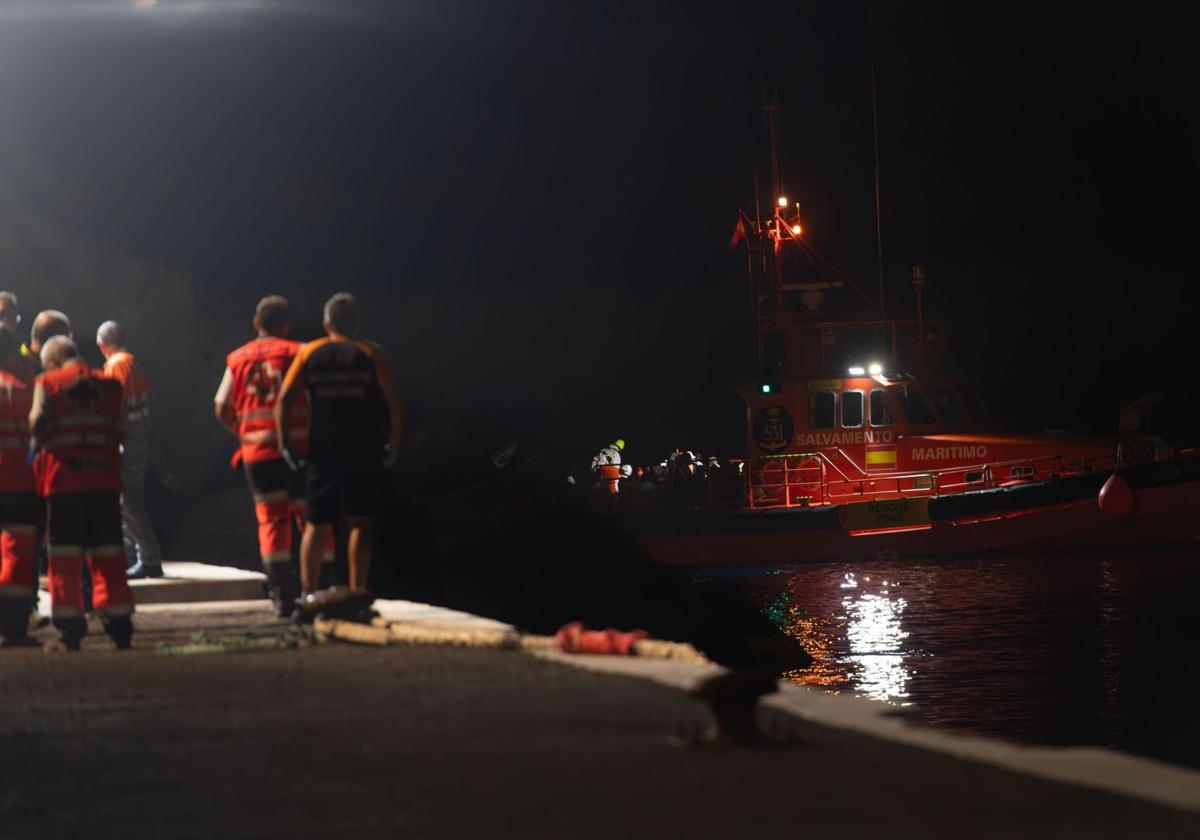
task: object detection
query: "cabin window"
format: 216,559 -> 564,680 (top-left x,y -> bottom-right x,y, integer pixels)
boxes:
808,391 -> 836,429
927,385 -> 967,424
891,385 -> 936,425
841,391 -> 864,428
963,388 -> 991,424
869,389 -> 893,427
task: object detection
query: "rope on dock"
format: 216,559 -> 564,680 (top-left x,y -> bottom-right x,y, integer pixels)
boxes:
312,618 -> 712,665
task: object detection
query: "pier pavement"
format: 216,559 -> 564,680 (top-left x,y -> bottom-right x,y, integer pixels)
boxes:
3,565 -> 1199,838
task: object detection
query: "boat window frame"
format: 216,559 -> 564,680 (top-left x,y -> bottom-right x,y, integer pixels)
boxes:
807,390 -> 837,430
869,388 -> 894,427
961,386 -> 992,425
926,382 -> 970,425
840,389 -> 865,429
888,383 -> 937,427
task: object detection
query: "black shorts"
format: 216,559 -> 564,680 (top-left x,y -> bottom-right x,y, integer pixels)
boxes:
305,458 -> 384,525
0,491 -> 40,528
46,492 -> 123,550
245,458 -> 303,502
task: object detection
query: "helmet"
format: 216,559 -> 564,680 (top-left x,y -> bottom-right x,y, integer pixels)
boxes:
613,439 -> 625,450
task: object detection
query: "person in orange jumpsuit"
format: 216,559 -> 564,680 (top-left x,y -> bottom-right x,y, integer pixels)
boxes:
0,324 -> 39,646
213,296 -> 333,616
97,321 -> 163,579
29,336 -> 133,651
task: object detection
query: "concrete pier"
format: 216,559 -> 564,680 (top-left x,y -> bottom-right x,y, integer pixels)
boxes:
7,568 -> 1200,838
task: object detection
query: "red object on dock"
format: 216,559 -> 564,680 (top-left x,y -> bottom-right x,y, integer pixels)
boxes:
556,622 -> 649,655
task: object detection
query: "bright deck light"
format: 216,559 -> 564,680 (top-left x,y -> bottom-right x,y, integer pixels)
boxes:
791,224 -> 802,235
868,362 -> 883,375
777,196 -> 789,207
848,366 -> 865,376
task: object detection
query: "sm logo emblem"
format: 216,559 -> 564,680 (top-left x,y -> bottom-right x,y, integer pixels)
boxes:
753,405 -> 794,453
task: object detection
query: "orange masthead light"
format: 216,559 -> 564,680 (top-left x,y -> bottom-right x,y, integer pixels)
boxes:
791,224 -> 802,235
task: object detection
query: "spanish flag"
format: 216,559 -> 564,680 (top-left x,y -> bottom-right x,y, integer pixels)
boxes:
865,444 -> 897,471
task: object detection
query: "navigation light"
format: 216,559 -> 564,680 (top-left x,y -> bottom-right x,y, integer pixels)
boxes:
868,362 -> 883,375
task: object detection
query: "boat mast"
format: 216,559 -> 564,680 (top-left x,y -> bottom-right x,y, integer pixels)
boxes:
763,85 -> 784,324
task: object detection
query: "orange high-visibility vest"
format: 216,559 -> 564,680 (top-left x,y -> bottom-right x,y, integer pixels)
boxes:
101,350 -> 151,423
34,364 -> 124,496
227,337 -> 309,465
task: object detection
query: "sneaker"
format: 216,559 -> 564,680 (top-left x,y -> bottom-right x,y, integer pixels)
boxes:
126,560 -> 164,580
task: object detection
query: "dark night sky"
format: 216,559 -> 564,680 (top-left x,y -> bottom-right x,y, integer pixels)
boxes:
1,0 -> 1197,465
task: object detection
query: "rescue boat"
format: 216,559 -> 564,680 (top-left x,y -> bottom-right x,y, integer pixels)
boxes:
623,97 -> 1200,567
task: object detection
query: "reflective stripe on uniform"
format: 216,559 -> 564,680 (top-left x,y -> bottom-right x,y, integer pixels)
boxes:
48,544 -> 85,558
0,584 -> 34,598
44,432 -> 121,449
0,435 -> 26,448
253,490 -> 291,504
47,414 -> 117,430
51,605 -> 83,618
240,428 -> 309,444
92,544 -> 125,558
262,550 -> 291,565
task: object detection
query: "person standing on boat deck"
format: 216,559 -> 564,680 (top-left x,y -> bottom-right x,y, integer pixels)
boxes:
275,293 -> 404,619
214,295 -> 334,616
29,336 -> 133,651
96,321 -> 163,580
591,439 -> 628,497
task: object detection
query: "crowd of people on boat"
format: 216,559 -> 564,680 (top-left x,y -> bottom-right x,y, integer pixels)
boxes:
583,438 -> 741,512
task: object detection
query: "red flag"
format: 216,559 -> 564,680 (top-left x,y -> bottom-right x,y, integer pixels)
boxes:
728,217 -> 747,250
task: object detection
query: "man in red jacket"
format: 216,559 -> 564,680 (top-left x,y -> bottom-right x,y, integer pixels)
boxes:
29,336 -> 133,651
0,324 -> 39,646
214,296 -> 332,615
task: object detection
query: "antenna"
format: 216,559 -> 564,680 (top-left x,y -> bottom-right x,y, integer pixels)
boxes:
868,2 -> 885,324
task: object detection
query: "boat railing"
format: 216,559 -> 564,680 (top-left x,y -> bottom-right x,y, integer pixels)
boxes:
746,445 -> 1136,509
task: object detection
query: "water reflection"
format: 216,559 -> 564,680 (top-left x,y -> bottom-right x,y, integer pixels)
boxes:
736,551 -> 1200,769
783,570 -> 911,702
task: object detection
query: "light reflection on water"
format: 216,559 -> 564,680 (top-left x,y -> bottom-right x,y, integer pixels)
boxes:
733,550 -> 1200,769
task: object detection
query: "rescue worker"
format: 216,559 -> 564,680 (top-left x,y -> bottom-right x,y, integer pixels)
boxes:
275,293 -> 404,619
213,295 -> 333,616
29,336 -> 133,651
0,325 -> 39,646
0,291 -> 35,379
96,321 -> 163,579
28,309 -> 72,360
590,438 -> 626,496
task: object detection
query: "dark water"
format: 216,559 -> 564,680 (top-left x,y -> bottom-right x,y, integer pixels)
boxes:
723,550 -> 1200,769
